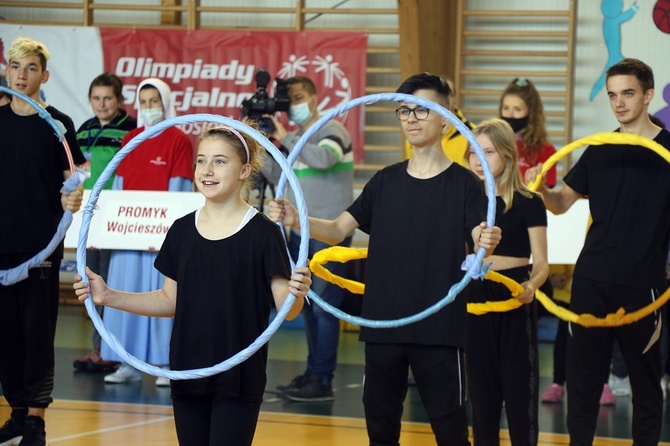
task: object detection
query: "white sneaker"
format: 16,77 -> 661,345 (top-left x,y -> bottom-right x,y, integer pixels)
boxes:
104,364 -> 142,384
608,373 -> 631,396
155,376 -> 170,387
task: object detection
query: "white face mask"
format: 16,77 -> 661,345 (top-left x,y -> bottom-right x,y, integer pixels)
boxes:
288,101 -> 314,126
139,107 -> 164,127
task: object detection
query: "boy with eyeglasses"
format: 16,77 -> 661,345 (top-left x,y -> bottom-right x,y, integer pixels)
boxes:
270,72 -> 501,445
402,76 -> 476,167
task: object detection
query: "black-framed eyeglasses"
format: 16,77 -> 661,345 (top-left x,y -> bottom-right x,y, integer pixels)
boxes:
395,106 -> 430,121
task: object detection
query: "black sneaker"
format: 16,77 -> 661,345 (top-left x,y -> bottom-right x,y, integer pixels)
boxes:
17,416 -> 46,446
277,370 -> 310,393
0,410 -> 26,445
283,374 -> 334,402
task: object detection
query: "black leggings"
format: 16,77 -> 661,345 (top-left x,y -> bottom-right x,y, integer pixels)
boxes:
172,394 -> 261,446
466,266 -> 539,446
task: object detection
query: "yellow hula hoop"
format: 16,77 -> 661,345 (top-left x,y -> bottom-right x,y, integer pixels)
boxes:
309,248 -> 565,317
525,131 -> 670,324
466,271 -> 578,318
313,130 -> 670,324
477,271 -> 670,327
310,246 -> 367,295
310,248 -> 670,321
310,246 -> 670,325
527,132 -> 670,192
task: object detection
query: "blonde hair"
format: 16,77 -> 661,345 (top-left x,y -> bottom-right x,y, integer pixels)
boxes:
199,124 -> 264,198
8,37 -> 50,71
472,118 -> 535,213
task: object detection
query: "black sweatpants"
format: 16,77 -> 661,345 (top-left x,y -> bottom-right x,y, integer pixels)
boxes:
567,276 -> 663,446
466,266 -> 539,446
172,394 -> 261,446
0,255 -> 60,409
552,300 -> 569,385
363,342 -> 470,446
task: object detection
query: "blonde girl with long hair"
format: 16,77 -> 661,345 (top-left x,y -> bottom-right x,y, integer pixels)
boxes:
465,118 -> 549,446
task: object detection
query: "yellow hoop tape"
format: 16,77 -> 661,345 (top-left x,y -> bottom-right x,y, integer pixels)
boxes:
309,248 -> 576,318
481,271 -> 670,327
527,132 -> 670,191
310,246 -> 367,295
467,271 -> 524,315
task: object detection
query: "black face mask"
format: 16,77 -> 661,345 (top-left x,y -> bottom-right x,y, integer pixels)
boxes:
501,116 -> 529,134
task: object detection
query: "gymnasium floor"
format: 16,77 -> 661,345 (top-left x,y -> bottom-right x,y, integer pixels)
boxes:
2,305 -> 670,445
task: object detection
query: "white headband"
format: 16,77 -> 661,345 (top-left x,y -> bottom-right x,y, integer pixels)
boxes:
208,125 -> 250,164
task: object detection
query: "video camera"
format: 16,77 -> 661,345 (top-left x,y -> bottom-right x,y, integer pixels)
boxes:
241,69 -> 290,135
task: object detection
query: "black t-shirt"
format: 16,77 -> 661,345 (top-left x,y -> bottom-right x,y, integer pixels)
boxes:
564,128 -> 670,289
347,161 -> 486,348
0,104 -> 85,257
154,211 -> 291,403
467,192 -> 547,258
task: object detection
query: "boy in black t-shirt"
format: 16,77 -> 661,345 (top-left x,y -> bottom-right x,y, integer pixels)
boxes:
0,37 -> 85,446
530,58 -> 670,446
270,73 -> 502,445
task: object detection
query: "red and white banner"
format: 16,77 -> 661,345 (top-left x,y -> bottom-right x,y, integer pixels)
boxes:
0,25 -> 368,162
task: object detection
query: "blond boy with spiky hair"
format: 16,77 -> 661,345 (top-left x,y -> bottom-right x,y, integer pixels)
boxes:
0,37 -> 85,446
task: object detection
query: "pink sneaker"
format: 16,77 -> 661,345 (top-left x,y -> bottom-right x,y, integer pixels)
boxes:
599,384 -> 616,406
541,383 -> 564,403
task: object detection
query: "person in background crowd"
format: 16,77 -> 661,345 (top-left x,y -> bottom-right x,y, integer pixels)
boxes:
498,77 -> 557,188
100,78 -> 194,387
261,76 -> 354,402
73,72 -> 137,374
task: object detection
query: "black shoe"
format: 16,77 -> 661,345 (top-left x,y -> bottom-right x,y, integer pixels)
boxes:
0,409 -> 27,445
73,352 -> 121,373
284,374 -> 334,402
17,416 -> 46,446
277,370 -> 310,393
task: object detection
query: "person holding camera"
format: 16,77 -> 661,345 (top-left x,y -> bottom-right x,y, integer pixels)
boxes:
261,76 -> 354,402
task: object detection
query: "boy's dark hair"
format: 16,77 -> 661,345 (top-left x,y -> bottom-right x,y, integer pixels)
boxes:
606,58 -> 655,92
395,72 -> 452,108
88,72 -> 125,102
287,76 -> 317,95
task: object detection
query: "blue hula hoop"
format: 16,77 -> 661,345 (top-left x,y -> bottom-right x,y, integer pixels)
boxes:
76,114 -> 309,380
0,85 -> 83,286
276,92 -> 496,328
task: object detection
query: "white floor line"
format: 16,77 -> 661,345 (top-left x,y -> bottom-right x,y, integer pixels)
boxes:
46,416 -> 174,443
